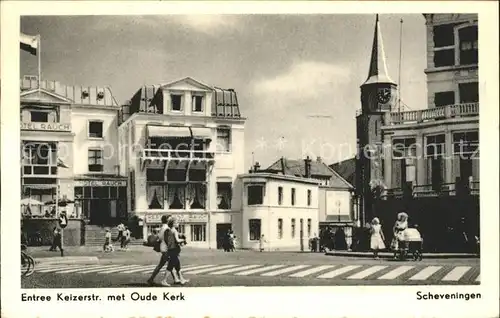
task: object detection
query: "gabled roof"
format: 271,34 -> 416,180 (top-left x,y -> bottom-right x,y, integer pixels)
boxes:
266,157 -> 353,189
160,76 -> 213,91
20,88 -> 73,104
329,157 -> 357,188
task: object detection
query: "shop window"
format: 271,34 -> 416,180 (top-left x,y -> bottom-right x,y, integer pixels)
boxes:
192,95 -> 203,112
217,182 -> 232,209
249,219 -> 261,241
88,121 -> 103,138
216,128 -> 231,152
434,91 -> 455,107
190,224 -> 206,242
307,219 -> 312,237
147,184 -> 164,209
307,190 -> 312,206
247,184 -> 264,205
291,188 -> 296,206
459,82 -> 479,103
459,26 -> 478,65
278,186 -> 283,205
291,218 -> 296,238
30,111 -> 48,123
171,94 -> 183,111
88,149 -> 103,172
278,218 -> 283,239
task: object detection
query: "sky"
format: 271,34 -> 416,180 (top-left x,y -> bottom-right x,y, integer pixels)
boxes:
20,14 -> 427,169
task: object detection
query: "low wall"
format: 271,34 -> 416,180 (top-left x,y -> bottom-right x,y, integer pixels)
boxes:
21,218 -> 85,246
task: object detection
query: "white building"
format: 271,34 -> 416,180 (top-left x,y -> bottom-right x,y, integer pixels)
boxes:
118,77 -> 245,249
238,172 -> 319,251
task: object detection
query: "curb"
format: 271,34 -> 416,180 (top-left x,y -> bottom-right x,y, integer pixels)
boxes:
35,256 -> 99,265
325,251 -> 479,259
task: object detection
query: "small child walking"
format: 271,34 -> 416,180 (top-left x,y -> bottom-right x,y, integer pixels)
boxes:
103,229 -> 114,252
259,234 -> 267,252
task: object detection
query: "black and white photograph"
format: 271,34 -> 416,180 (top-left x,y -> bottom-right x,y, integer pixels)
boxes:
1,2 -> 499,318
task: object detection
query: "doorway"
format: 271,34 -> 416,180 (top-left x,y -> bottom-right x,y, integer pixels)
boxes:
90,199 -> 110,225
216,223 -> 232,249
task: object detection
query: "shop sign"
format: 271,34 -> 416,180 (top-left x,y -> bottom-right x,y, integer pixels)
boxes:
74,180 -> 127,187
21,122 -> 71,132
145,213 -> 208,224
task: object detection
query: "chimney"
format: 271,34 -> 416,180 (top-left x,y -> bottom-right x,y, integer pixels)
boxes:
253,162 -> 261,172
304,156 -> 312,178
316,156 -> 322,163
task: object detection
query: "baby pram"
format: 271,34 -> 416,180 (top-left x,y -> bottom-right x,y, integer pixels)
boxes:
393,228 -> 423,261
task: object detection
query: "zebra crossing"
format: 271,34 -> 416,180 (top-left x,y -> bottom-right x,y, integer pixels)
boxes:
28,262 -> 480,283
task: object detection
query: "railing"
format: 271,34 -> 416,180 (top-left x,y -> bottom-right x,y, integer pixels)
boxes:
141,149 -> 215,161
387,103 -> 479,125
22,164 -> 58,176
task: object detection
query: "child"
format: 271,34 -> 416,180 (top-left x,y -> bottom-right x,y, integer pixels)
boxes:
122,227 -> 131,250
259,235 -> 266,252
103,229 -> 114,252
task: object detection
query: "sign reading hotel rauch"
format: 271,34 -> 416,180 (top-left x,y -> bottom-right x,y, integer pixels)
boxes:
145,213 -> 208,224
21,122 -> 71,132
74,180 -> 127,187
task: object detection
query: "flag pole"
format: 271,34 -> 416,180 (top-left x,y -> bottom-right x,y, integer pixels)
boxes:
397,19 -> 403,114
37,35 -> 41,88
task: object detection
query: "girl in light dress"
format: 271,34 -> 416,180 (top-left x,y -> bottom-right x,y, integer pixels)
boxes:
391,212 -> 409,251
370,217 -> 385,259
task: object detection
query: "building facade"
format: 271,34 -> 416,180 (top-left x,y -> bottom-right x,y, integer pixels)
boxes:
238,172 -> 319,251
118,77 -> 245,249
349,14 -> 479,224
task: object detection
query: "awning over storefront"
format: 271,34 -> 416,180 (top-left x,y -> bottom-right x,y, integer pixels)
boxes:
190,127 -> 212,140
147,125 -> 191,139
22,184 -> 57,189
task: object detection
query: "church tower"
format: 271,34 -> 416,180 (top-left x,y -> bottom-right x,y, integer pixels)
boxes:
356,14 -> 398,225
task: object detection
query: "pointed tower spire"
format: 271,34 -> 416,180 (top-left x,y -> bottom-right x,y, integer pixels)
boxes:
363,14 -> 396,86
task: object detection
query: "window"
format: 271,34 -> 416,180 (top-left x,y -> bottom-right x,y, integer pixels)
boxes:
190,224 -> 206,242
171,94 -> 182,111
30,111 -> 48,123
433,24 -> 455,48
307,219 -> 312,237
307,190 -> 312,206
177,224 -> 185,235
88,149 -> 103,172
391,138 -> 417,187
192,95 -> 203,112
291,188 -> 296,206
217,182 -> 232,209
88,121 -> 103,138
291,218 -> 296,238
247,184 -> 264,205
425,135 -> 446,190
392,138 -> 416,159
216,128 -> 231,152
434,49 -> 455,67
249,219 -> 261,241
459,26 -> 478,65
459,82 -> 479,103
278,218 -> 283,239
278,187 -> 283,205
434,91 -> 455,107
453,131 -> 479,156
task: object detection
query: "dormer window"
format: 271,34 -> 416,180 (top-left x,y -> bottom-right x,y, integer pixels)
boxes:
171,94 -> 183,111
192,95 -> 203,112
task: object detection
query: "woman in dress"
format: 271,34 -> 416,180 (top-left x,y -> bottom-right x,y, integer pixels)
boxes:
370,217 -> 385,259
391,212 -> 409,252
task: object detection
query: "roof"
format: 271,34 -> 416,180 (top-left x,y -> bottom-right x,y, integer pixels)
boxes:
20,78 -> 118,107
329,157 -> 357,188
265,157 -> 353,189
238,172 -> 320,185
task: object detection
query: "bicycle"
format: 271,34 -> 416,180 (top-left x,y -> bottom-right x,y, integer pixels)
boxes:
21,244 -> 35,277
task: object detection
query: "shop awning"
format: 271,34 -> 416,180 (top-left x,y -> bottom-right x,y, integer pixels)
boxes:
147,125 -> 191,138
190,127 -> 212,139
22,184 -> 57,189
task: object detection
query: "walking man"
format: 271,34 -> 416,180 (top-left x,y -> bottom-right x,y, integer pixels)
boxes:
147,215 -> 171,286
164,217 -> 189,285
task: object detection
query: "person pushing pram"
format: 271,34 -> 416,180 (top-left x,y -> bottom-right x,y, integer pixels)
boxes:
391,212 -> 423,261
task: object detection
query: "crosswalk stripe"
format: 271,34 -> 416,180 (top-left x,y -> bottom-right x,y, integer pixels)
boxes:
289,265 -> 336,278
57,265 -> 106,274
99,265 -> 143,274
261,265 -> 310,277
184,265 -> 234,275
317,265 -> 362,279
76,265 -> 124,274
347,266 -> 388,279
475,275 -> 480,282
235,264 -> 286,276
378,266 -> 414,280
409,266 -> 442,280
208,264 -> 261,275
37,265 -> 83,273
441,266 -> 471,281
121,265 -> 158,274
35,264 -> 75,272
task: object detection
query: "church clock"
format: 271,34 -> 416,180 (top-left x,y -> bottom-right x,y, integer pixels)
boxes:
377,87 -> 391,105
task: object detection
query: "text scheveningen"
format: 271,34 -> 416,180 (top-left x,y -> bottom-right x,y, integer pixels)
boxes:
21,291 -> 186,302
416,291 -> 481,301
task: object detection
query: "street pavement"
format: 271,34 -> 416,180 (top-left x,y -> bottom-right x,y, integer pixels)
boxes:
22,247 -> 480,287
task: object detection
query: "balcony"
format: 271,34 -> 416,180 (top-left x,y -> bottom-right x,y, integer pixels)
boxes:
22,164 -> 58,177
141,149 -> 215,170
386,103 -> 479,126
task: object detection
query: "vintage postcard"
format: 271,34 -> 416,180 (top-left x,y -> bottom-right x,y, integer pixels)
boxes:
1,1 -> 498,318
